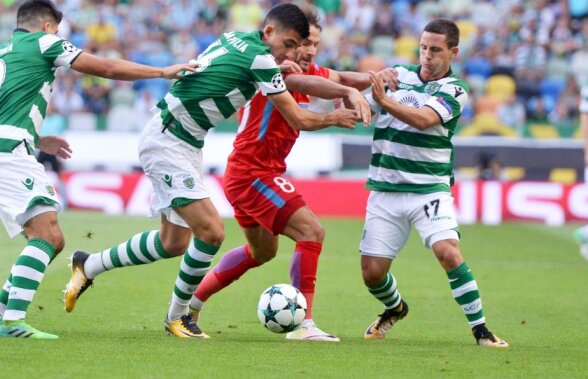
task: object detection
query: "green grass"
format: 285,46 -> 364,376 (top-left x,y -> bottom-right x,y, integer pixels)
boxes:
0,211 -> 587,378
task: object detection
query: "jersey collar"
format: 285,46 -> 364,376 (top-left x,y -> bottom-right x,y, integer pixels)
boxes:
416,65 -> 453,83
14,28 -> 30,33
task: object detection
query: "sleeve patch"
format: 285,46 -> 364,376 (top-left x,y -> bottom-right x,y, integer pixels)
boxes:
271,73 -> 285,90
436,96 -> 453,114
62,41 -> 77,53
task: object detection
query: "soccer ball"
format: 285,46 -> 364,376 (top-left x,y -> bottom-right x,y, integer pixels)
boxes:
257,284 -> 307,333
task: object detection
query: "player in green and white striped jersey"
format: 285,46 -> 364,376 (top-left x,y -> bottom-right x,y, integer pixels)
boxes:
64,3 -> 360,338
359,19 -> 508,348
0,0 -> 196,339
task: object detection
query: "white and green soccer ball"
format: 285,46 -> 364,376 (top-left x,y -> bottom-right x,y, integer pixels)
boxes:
257,284 -> 307,333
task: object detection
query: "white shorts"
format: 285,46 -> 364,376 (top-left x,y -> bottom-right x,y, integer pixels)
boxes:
0,143 -> 62,238
138,112 -> 209,228
359,191 -> 459,259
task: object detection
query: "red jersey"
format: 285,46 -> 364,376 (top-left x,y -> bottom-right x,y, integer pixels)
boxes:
227,63 -> 330,176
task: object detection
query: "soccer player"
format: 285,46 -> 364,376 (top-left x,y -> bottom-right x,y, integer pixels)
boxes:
359,19 -> 509,347
0,0 -> 197,339
64,4 -> 362,338
189,8 -> 395,342
573,86 -> 588,261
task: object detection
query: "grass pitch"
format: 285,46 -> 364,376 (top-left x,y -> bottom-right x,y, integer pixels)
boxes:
0,211 -> 587,378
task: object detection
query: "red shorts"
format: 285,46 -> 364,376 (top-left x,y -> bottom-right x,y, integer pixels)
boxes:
223,172 -> 306,235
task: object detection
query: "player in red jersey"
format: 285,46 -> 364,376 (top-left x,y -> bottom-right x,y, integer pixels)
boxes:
191,7 -> 397,341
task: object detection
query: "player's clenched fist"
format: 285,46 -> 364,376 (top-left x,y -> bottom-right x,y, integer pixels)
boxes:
343,88 -> 372,127
331,108 -> 361,129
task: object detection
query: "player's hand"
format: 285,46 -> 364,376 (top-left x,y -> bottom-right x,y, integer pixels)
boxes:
37,136 -> 72,159
331,108 -> 360,129
369,71 -> 387,105
280,60 -> 302,74
343,88 -> 371,127
162,61 -> 200,79
376,67 -> 398,91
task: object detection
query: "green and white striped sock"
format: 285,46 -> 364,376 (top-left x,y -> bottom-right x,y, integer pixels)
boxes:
0,272 -> 13,319
368,273 -> 402,309
167,239 -> 219,321
84,231 -> 172,279
3,239 -> 55,322
447,262 -> 485,327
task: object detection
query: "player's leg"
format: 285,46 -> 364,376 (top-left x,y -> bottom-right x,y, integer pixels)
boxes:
191,225 -> 272,314
64,214 -> 191,312
360,192 -> 410,340
280,206 -> 339,341
191,173 -> 286,326
0,148 -> 64,339
431,238 -> 507,347
1,210 -> 63,339
165,198 -> 224,338
415,192 -> 508,347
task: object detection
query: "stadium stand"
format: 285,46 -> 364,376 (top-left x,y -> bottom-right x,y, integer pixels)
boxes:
0,0 -> 584,144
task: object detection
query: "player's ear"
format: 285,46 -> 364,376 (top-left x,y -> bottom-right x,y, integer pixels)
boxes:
450,46 -> 459,58
262,24 -> 274,40
41,21 -> 58,34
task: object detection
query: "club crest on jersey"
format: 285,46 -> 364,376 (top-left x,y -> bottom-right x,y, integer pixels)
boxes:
271,73 -> 285,90
62,41 -> 77,53
183,176 -> 195,189
424,82 -> 441,95
46,184 -> 55,196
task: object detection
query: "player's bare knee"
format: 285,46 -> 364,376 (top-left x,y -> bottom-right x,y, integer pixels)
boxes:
362,269 -> 385,287
297,222 -> 324,242
29,227 -> 65,254
48,231 -> 65,255
433,241 -> 462,271
197,225 -> 225,247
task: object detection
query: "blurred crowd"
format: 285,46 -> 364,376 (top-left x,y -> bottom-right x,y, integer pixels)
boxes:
0,0 -> 587,137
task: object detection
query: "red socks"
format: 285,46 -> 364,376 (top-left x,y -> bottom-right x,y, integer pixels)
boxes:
289,241 -> 322,319
194,245 -> 259,302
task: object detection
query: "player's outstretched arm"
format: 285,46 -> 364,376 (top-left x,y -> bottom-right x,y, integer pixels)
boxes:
369,71 -> 439,130
285,75 -> 371,125
269,91 -> 358,131
330,67 -> 398,91
70,52 -> 198,80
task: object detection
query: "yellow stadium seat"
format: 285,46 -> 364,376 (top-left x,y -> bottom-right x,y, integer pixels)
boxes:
456,20 -> 477,42
502,167 -> 525,181
395,35 -> 419,62
459,113 -> 518,137
485,75 -> 516,102
549,168 -> 577,184
529,123 -> 559,139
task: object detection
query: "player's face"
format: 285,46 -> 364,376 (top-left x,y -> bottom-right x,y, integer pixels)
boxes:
296,25 -> 321,72
263,24 -> 303,64
419,31 -> 458,81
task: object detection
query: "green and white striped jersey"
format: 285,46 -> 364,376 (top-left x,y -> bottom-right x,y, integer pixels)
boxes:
366,64 -> 469,194
156,30 -> 286,148
0,29 -> 81,150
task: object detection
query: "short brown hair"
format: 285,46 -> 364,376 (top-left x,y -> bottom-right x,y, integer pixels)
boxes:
297,1 -> 322,31
424,19 -> 459,48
